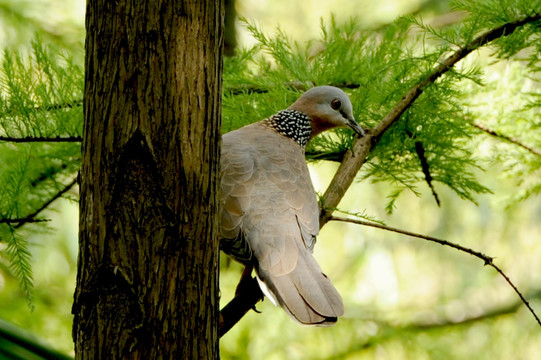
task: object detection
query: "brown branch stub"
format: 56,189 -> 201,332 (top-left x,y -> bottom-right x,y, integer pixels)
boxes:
472,122 -> 541,157
406,127 -> 441,207
0,136 -> 83,143
414,140 -> 441,207
330,216 -> 541,328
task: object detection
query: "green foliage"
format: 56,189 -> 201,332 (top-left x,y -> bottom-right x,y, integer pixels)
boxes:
0,0 -> 539,357
453,0 -> 540,27
1,0 -> 539,298
224,6 -> 539,212
0,39 -> 82,302
2,226 -> 33,307
0,39 -> 83,138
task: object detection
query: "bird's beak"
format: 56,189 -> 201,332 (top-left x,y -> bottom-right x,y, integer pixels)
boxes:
346,118 -> 365,137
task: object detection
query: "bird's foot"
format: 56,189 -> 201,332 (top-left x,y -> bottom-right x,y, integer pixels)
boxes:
235,265 -> 263,312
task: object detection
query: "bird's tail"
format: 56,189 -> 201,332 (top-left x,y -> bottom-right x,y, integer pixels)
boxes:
256,248 -> 344,326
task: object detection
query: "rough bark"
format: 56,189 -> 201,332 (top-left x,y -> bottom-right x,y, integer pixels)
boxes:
73,1 -> 223,359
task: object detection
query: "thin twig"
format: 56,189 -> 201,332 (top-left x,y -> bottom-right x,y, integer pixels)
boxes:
332,216 -> 492,261
472,122 -> 541,157
226,82 -> 361,95
34,100 -> 83,112
331,215 -> 541,328
0,136 -> 82,143
0,218 -> 50,225
12,177 -> 78,229
406,127 -> 441,206
0,100 -> 83,118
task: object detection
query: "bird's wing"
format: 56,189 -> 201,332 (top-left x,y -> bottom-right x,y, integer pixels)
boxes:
220,122 -> 342,325
219,122 -> 319,271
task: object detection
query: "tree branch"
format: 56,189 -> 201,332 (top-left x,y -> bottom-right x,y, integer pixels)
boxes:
319,13 -> 541,227
0,136 -> 82,143
406,127 -> 441,206
1,100 -> 83,117
219,276 -> 263,337
226,82 -> 361,95
0,218 -> 50,225
472,122 -> 541,157
305,150 -> 347,162
3,177 -> 78,229
34,100 -> 83,112
331,215 -> 541,328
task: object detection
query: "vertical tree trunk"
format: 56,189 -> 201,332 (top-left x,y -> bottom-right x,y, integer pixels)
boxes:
73,1 -> 223,359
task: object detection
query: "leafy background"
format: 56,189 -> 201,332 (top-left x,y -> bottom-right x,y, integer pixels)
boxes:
0,0 -> 540,358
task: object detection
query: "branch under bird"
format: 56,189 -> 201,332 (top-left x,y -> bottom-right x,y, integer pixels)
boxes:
220,86 -> 364,326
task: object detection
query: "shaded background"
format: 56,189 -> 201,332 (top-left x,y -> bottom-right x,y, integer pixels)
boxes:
0,0 -> 539,358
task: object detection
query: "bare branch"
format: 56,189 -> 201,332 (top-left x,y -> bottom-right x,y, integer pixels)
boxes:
332,216 -> 493,261
472,122 -> 541,157
226,81 -> 360,96
34,100 -> 83,112
305,150 -> 346,162
0,136 -> 82,143
319,13 -> 541,227
412,137 -> 440,206
10,177 -> 78,229
331,215 -> 541,328
0,218 -> 50,225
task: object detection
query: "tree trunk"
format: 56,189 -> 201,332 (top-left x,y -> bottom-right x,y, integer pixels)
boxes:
73,1 -> 223,359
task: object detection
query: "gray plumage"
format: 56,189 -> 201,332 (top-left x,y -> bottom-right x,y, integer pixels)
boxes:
220,86 -> 364,326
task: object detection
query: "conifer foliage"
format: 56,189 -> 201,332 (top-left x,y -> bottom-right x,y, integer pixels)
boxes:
0,40 -> 83,301
0,0 -> 540,334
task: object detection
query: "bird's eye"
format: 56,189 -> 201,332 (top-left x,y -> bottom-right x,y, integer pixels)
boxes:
331,99 -> 341,110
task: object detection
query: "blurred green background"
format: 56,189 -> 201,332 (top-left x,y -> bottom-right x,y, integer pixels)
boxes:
0,0 -> 540,359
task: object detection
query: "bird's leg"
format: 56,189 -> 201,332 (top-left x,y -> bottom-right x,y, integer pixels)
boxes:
219,265 -> 265,337
235,264 -> 253,296
235,265 -> 262,313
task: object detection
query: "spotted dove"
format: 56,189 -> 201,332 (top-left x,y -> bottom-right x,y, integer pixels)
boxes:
220,86 -> 364,326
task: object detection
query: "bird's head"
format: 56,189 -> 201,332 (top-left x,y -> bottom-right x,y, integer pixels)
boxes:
288,86 -> 365,138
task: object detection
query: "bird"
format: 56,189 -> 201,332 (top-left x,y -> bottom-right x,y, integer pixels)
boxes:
219,86 -> 364,326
